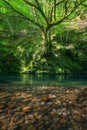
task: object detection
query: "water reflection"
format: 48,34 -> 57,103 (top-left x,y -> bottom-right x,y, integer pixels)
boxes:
0,74 -> 87,86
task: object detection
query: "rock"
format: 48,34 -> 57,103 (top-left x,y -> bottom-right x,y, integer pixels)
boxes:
27,114 -> 34,120
66,90 -> 70,93
79,97 -> 85,102
8,126 -> 17,130
57,109 -> 62,115
1,120 -> 6,126
23,106 -> 30,112
0,93 -> 10,99
23,98 -> 30,102
62,95 -> 66,102
9,122 -> 15,126
40,101 -> 45,105
82,107 -> 87,114
72,115 -> 81,121
58,126 -> 69,130
60,118 -> 66,124
27,126 -> 36,130
53,117 -> 59,124
36,114 -> 42,120
71,120 -> 79,130
37,105 -> 44,111
18,119 -> 25,124
49,94 -> 56,99
26,94 -> 33,98
82,100 -> 87,106
15,92 -> 21,96
43,115 -> 49,121
25,115 -> 31,120
62,111 -> 70,116
25,120 -> 29,124
68,95 -> 77,101
42,96 -> 49,101
1,126 -> 8,130
0,115 -> 8,120
7,110 -> 13,114
0,104 -> 6,109
72,103 -> 82,108
50,109 -> 57,116
21,126 -> 27,130
55,100 -> 61,105
47,102 -> 53,106
7,103 -> 15,109
0,109 -> 3,113
72,109 -> 81,115
11,115 -> 16,122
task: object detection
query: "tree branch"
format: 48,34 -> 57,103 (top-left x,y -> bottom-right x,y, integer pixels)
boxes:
56,0 -> 64,6
46,1 -> 86,32
24,0 -> 49,25
54,0 -> 56,21
3,0 -> 44,31
82,4 -> 87,7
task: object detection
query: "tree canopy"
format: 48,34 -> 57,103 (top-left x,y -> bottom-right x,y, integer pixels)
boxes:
0,0 -> 87,74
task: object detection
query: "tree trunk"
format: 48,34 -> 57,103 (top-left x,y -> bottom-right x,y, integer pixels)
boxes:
43,29 -> 52,55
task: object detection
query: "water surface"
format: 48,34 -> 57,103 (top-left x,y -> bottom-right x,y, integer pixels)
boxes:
0,74 -> 87,86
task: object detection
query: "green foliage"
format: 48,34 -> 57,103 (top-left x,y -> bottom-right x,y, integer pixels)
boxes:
0,0 -> 87,74
0,40 -> 21,74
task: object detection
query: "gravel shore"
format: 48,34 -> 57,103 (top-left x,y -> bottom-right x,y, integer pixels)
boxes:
0,85 -> 87,130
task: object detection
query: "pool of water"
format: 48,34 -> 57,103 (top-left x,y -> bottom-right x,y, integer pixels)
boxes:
0,74 -> 87,86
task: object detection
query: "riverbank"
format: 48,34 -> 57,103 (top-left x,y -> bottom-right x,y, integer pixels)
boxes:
0,85 -> 87,130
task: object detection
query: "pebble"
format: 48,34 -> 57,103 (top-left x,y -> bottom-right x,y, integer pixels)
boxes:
0,85 -> 87,130
42,96 -> 49,101
60,118 -> 66,124
23,106 -> 31,112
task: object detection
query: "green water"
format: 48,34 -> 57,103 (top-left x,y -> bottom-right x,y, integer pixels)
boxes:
0,74 -> 87,93
0,74 -> 87,86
